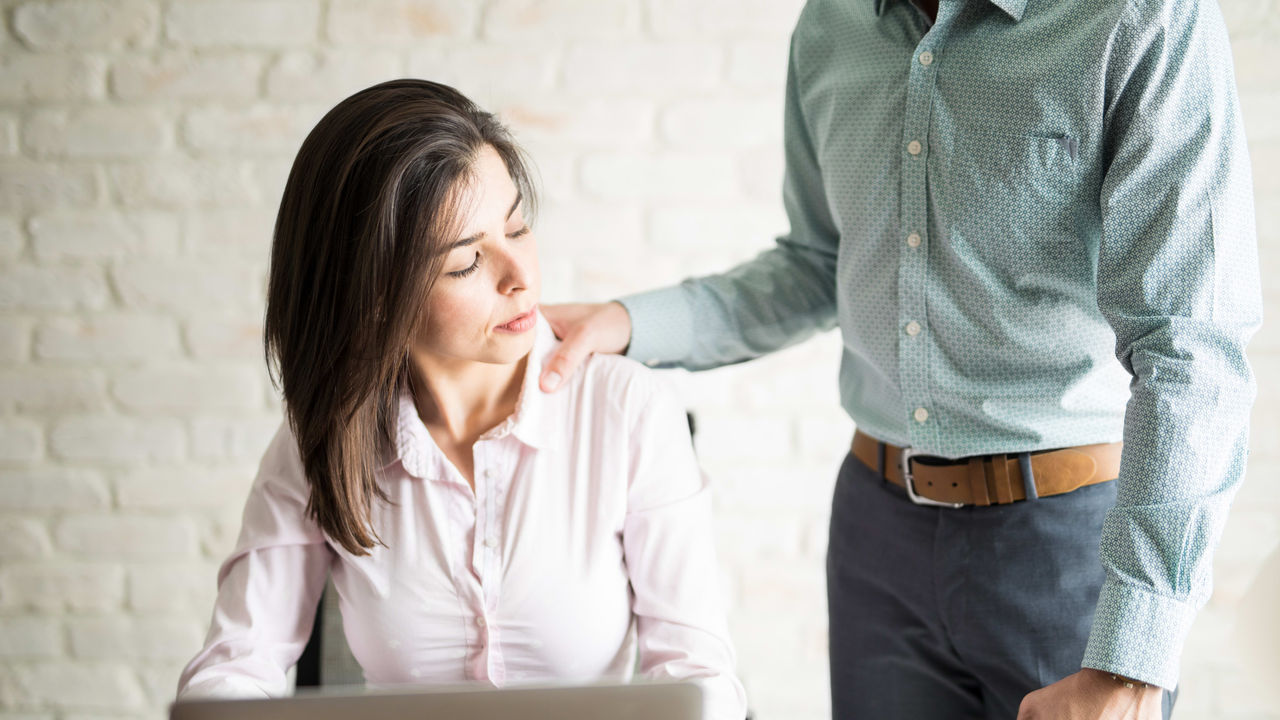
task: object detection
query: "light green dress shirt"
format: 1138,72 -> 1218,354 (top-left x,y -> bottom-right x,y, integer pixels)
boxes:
620,0 -> 1261,689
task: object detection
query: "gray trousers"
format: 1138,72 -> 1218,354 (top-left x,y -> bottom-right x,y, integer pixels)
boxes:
826,452 -> 1177,719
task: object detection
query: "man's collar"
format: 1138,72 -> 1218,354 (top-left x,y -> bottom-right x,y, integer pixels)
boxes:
874,0 -> 1027,23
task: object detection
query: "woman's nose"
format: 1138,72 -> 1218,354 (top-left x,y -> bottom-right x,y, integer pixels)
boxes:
496,247 -> 533,295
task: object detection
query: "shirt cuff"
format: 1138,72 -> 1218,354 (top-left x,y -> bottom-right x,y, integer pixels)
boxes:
1081,578 -> 1199,690
617,286 -> 695,368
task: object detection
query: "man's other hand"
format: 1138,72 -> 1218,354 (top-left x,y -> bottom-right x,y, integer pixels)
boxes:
1017,669 -> 1164,720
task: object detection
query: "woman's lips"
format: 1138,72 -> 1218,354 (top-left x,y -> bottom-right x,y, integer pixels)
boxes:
495,307 -> 537,334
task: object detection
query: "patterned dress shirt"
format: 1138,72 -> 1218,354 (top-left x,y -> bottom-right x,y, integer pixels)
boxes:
620,0 -> 1261,690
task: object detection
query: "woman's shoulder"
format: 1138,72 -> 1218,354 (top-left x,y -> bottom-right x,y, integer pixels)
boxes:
577,351 -> 670,409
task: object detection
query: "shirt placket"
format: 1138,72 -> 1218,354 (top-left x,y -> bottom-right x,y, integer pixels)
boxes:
896,5 -> 948,453
469,440 -> 506,685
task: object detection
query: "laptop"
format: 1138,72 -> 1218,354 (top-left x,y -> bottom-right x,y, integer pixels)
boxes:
170,680 -> 703,720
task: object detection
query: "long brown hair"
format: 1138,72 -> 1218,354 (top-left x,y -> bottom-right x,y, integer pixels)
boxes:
264,79 -> 536,555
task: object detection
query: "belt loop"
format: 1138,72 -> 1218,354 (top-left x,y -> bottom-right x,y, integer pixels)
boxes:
967,457 -> 992,506
990,454 -> 1014,504
876,441 -> 887,479
1019,452 -> 1038,501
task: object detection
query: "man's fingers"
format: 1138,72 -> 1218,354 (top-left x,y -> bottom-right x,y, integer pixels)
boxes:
539,334 -> 591,393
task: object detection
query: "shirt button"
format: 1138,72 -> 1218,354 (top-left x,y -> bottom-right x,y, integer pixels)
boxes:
483,469 -> 494,480
476,616 -> 486,627
919,50 -> 934,66
484,536 -> 498,549
906,233 -> 922,248
913,407 -> 929,423
905,321 -> 922,336
907,140 -> 922,156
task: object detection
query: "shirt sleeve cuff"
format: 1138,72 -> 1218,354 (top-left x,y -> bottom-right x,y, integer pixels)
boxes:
1081,578 -> 1199,690
617,286 -> 696,369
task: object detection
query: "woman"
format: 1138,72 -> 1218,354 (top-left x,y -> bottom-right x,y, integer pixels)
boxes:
176,79 -> 746,720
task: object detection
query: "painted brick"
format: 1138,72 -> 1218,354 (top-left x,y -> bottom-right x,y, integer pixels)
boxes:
116,461 -> 256,507
29,211 -> 179,261
13,0 -> 158,50
183,316 -> 264,361
0,318 -> 30,363
0,418 -> 42,463
0,216 -> 22,259
737,145 -> 785,201
111,52 -> 262,101
67,617 -> 202,661
328,0 -> 479,44
48,416 -> 185,464
647,0 -> 806,38
0,518 -> 53,560
648,204 -> 788,250
127,562 -> 217,612
0,468 -> 110,511
182,104 -> 323,155
0,113 -> 16,157
165,0 -> 319,47
406,44 -> 560,109
188,415 -> 281,462
727,40 -> 790,90
0,616 -> 61,658
182,208 -> 275,257
24,108 -> 171,159
111,366 -> 262,412
0,54 -> 105,103
54,515 -> 198,558
0,265 -> 109,312
563,42 -> 721,93
112,260 -> 262,313
482,0 -> 639,39
533,200 -> 645,253
7,662 -> 144,711
660,96 -> 782,148
266,50 -> 402,102
0,369 -> 107,412
495,96 -> 654,147
0,564 -> 124,612
35,315 -> 182,363
0,162 -> 99,212
579,151 -> 738,200
108,160 -> 257,209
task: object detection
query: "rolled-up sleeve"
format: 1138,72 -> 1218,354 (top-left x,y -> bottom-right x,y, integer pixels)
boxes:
1085,0 -> 1262,689
620,373 -> 747,720
176,421 -> 333,699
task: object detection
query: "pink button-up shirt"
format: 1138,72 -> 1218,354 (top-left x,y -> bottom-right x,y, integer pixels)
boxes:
177,316 -> 746,720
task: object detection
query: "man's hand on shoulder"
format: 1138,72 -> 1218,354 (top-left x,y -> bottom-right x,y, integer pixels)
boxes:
539,301 -> 633,393
1017,668 -> 1163,720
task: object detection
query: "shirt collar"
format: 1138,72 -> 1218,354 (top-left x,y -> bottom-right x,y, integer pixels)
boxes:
388,312 -> 556,480
874,0 -> 1027,22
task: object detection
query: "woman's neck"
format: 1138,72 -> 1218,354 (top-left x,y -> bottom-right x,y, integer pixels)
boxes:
407,353 -> 528,449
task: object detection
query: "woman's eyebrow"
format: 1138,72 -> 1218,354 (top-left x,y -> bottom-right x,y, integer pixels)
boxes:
450,192 -> 523,250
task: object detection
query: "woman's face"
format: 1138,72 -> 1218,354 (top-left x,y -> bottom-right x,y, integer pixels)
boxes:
415,144 -> 541,369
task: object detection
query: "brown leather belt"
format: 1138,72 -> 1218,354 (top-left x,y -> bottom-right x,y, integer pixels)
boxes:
851,430 -> 1121,507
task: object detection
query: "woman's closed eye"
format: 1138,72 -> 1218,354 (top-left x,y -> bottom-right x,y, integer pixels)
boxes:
446,226 -> 530,279
447,253 -> 481,278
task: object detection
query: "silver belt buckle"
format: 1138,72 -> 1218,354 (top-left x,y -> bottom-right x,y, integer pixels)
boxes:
900,446 -> 965,508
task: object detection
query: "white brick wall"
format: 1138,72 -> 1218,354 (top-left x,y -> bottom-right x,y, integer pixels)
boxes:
0,1 -> 1275,719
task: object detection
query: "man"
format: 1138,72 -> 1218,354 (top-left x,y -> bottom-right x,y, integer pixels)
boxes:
538,0 -> 1260,717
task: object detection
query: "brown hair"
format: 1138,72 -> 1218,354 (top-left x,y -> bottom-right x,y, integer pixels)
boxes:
264,79 -> 536,555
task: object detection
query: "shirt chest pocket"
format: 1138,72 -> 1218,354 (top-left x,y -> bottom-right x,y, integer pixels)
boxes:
937,131 -> 1084,266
